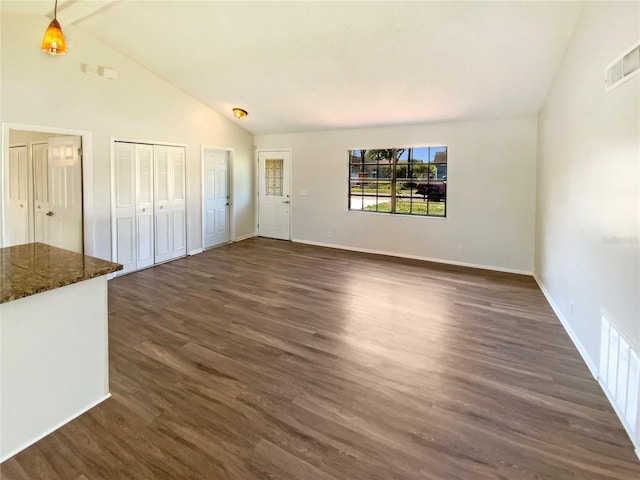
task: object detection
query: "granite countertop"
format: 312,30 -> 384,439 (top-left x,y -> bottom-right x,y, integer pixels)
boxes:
0,243 -> 123,304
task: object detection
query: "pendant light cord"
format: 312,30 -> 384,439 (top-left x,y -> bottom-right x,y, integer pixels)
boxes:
54,0 -> 58,19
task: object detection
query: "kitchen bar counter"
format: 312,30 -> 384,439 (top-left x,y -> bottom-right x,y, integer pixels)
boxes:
1,243 -> 122,462
0,242 -> 122,304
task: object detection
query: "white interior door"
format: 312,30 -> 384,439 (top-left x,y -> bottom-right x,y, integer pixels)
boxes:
203,149 -> 230,249
258,150 -> 291,240
32,142 -> 49,244
7,146 -> 29,246
113,142 -> 137,274
47,136 -> 83,253
136,144 -> 154,269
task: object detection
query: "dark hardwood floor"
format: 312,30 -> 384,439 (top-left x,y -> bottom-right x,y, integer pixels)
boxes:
2,238 -> 639,479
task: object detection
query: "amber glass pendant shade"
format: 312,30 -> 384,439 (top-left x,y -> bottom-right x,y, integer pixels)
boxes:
41,18 -> 66,55
41,0 -> 66,56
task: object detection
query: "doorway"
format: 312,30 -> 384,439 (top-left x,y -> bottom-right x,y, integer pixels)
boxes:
202,147 -> 231,249
4,129 -> 84,253
257,150 -> 291,240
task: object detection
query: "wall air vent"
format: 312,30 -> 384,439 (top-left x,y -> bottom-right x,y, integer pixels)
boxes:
605,41 -> 640,91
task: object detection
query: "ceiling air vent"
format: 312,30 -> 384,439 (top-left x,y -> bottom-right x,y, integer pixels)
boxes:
606,41 -> 640,91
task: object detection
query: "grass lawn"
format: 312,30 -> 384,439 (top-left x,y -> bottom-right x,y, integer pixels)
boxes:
364,199 -> 445,216
351,187 -> 392,194
351,187 -> 414,195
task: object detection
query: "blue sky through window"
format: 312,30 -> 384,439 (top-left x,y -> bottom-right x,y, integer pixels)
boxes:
397,147 -> 446,163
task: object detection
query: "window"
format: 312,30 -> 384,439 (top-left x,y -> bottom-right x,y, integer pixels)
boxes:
348,147 -> 447,217
265,158 -> 284,196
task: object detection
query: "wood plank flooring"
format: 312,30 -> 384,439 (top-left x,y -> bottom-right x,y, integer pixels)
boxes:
2,238 -> 639,479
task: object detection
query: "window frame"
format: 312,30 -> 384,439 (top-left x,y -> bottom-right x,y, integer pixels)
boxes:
347,146 -> 447,218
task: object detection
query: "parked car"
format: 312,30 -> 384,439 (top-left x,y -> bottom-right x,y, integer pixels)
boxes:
416,183 -> 446,201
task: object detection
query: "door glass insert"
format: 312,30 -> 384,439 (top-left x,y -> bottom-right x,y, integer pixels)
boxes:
265,158 -> 283,196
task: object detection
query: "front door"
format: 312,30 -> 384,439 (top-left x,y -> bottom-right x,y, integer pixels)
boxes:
258,151 -> 291,240
203,149 -> 230,249
47,136 -> 83,253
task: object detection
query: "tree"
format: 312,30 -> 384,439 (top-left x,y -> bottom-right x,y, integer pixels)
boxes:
365,149 -> 405,211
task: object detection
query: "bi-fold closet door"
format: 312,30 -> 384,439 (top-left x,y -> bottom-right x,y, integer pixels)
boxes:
153,145 -> 187,264
113,141 -> 186,275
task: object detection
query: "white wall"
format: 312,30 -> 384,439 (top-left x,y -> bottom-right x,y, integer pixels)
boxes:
256,117 -> 537,273
0,13 -> 254,259
536,0 -> 639,363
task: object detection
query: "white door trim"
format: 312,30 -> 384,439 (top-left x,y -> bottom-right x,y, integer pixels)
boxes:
255,148 -> 292,240
201,145 -> 234,248
1,123 -> 95,256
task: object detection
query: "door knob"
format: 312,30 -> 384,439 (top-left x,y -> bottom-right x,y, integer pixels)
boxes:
283,201 -> 290,204
45,211 -> 54,216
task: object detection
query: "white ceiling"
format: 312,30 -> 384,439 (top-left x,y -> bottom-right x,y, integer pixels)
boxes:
2,1 -> 584,135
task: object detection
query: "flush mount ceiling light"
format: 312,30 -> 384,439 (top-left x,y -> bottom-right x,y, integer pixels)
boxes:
41,0 -> 66,55
232,108 -> 248,119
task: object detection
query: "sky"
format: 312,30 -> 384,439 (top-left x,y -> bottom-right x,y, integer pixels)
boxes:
397,147 -> 446,163
350,147 -> 447,163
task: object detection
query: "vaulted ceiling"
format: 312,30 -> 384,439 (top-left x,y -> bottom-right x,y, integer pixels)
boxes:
2,1 -> 584,134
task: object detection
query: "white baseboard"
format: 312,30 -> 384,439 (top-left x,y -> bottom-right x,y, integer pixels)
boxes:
533,275 -> 640,455
532,275 -> 598,379
188,248 -> 204,256
234,232 -> 256,242
292,238 -> 533,276
0,393 -> 111,463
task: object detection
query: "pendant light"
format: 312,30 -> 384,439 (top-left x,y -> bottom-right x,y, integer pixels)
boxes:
41,0 -> 66,55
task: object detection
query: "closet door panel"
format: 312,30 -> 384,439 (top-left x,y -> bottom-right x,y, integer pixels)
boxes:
172,209 -> 186,254
154,210 -> 171,262
169,146 -> 187,258
153,146 -> 173,263
116,217 -> 135,267
135,144 -> 154,269
137,213 -> 154,266
114,142 -> 136,274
